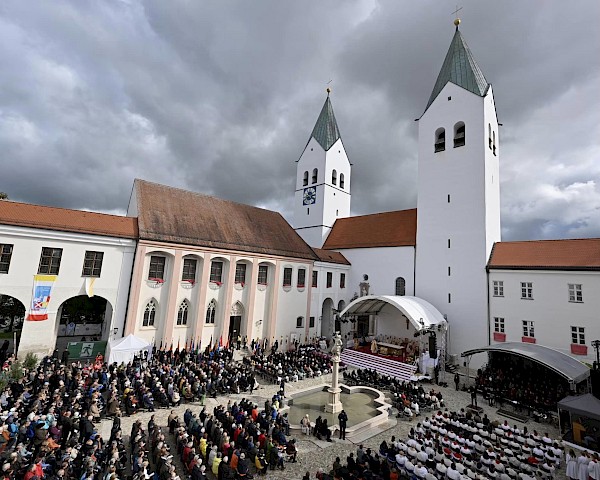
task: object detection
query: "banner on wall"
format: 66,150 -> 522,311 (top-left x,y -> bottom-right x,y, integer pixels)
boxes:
26,274 -> 57,321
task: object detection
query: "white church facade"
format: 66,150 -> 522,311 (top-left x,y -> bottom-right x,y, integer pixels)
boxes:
0,24 -> 599,366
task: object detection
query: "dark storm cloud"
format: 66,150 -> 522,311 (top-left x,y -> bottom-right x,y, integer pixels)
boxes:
0,0 -> 599,241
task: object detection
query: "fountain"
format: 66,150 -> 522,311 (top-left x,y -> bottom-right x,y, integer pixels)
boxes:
283,332 -> 393,442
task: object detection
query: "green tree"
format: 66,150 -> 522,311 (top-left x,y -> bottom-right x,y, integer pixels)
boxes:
0,192 -> 7,200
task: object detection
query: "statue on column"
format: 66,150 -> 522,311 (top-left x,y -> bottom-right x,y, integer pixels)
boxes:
330,332 -> 343,361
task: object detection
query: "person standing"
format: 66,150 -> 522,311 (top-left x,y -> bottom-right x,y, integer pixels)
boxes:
470,386 -> 478,407
338,409 -> 348,440
454,373 -> 460,391
566,449 -> 578,480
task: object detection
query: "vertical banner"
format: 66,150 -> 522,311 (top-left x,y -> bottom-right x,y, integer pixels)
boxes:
85,277 -> 95,297
27,274 -> 57,321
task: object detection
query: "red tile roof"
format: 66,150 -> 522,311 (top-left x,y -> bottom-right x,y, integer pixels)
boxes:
488,239 -> 600,271
312,248 -> 351,265
135,180 -> 317,260
0,200 -> 138,239
323,209 -> 417,249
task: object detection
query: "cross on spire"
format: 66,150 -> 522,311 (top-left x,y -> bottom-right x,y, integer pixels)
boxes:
326,79 -> 333,96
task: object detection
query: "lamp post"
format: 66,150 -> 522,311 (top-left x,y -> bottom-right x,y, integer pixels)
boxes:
592,340 -> 600,369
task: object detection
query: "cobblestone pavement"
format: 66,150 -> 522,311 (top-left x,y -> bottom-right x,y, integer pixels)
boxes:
112,367 -> 566,480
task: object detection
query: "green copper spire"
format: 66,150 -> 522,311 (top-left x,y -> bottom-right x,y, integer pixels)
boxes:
310,95 -> 341,151
425,27 -> 489,112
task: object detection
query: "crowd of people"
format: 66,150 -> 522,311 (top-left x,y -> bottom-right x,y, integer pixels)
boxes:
475,354 -> 568,413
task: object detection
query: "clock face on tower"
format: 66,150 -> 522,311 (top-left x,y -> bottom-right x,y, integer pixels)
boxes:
303,187 -> 316,205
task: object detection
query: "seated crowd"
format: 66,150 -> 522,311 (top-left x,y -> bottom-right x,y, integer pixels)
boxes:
171,396 -> 297,479
245,344 -> 334,383
316,408 -> 564,480
476,355 -> 568,413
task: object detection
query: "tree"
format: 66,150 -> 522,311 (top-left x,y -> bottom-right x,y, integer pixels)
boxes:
0,192 -> 7,200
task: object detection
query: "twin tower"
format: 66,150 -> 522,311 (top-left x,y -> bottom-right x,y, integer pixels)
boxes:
293,24 -> 501,358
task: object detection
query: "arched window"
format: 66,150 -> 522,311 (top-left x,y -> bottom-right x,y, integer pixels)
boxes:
454,122 -> 465,148
493,131 -> 497,156
312,168 -> 318,184
339,173 -> 345,189
177,300 -> 189,326
395,277 -> 406,296
435,128 -> 445,152
303,171 -> 309,186
205,299 -> 216,324
488,124 -> 492,150
332,169 -> 337,186
143,300 -> 157,327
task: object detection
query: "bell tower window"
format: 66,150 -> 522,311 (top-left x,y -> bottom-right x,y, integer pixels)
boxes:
332,169 -> 337,186
303,170 -> 309,186
312,168 -> 318,184
435,128 -> 445,152
454,122 -> 465,148
339,173 -> 345,189
493,131 -> 497,156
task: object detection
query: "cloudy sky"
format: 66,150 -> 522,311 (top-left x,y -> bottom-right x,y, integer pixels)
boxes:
1,1 -> 599,241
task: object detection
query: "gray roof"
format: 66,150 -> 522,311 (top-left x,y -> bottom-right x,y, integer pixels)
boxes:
462,342 -> 590,384
310,96 -> 341,151
558,394 -> 600,421
425,28 -> 489,112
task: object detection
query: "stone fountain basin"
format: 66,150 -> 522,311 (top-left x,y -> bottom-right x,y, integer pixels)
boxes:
281,384 -> 391,441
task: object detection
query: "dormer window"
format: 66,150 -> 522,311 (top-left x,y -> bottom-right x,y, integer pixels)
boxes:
312,168 -> 318,184
332,169 -> 337,186
303,171 -> 309,186
339,173 -> 345,189
435,128 -> 445,153
454,122 -> 465,148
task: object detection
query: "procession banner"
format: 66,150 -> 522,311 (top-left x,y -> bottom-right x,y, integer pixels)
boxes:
27,274 -> 57,321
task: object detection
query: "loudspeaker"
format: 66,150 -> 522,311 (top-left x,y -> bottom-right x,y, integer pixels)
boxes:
429,334 -> 437,359
591,369 -> 600,399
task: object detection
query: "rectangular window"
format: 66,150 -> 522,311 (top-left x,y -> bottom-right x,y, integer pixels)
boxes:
258,265 -> 268,285
38,247 -> 63,275
493,280 -> 504,297
448,266 -> 451,276
210,261 -> 223,283
520,282 -> 533,300
447,238 -> 451,248
283,267 -> 292,287
312,270 -> 318,288
148,255 -> 166,280
309,316 -> 315,328
522,320 -> 535,338
447,194 -> 450,203
494,317 -> 505,333
235,263 -> 247,284
571,326 -> 585,345
340,273 -> 346,289
0,244 -> 14,274
448,293 -> 451,303
297,268 -> 306,287
82,251 -> 104,277
326,272 -> 333,288
182,258 -> 197,282
568,284 -> 583,303
296,316 -> 303,328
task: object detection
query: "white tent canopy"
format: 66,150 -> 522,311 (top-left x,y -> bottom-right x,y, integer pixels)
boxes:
106,334 -> 152,365
339,295 -> 448,331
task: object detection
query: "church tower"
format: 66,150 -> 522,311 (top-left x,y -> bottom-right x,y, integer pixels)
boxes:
294,92 -> 351,248
415,21 -> 501,360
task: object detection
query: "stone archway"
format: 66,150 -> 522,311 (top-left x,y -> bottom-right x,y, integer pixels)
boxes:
321,298 -> 334,338
0,294 -> 26,355
56,295 -> 112,341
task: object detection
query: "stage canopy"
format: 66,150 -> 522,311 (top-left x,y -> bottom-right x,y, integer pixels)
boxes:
558,394 -> 600,421
339,295 -> 448,332
106,334 -> 152,365
462,342 -> 590,384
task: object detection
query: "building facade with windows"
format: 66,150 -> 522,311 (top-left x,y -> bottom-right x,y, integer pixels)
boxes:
0,201 -> 137,356
488,240 -> 600,363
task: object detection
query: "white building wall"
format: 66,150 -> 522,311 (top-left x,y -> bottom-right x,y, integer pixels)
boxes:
337,246 -> 415,299
416,82 -> 500,362
0,224 -> 135,357
488,269 -> 600,363
310,262 -> 351,339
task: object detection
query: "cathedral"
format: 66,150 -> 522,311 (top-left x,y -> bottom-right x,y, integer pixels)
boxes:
1,23 -> 599,370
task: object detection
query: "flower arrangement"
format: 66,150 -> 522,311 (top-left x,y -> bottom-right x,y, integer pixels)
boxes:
148,277 -> 164,283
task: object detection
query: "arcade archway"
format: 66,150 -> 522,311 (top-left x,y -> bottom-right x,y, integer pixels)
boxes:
56,295 -> 112,341
321,298 -> 334,337
0,294 -> 25,353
